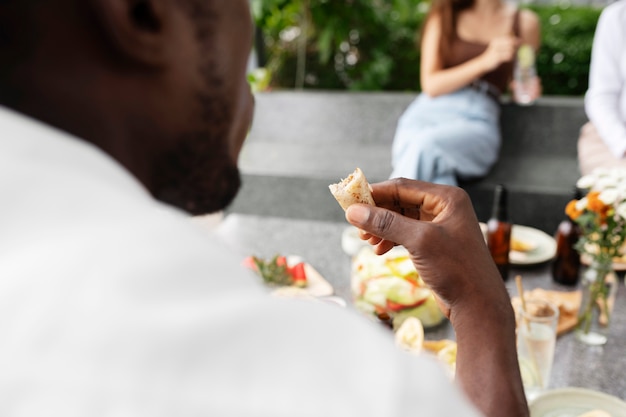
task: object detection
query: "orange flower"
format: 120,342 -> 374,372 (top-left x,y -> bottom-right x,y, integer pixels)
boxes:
565,199 -> 583,220
586,192 -> 604,212
586,191 -> 610,222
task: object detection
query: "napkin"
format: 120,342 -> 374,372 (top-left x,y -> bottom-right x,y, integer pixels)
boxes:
511,288 -> 582,336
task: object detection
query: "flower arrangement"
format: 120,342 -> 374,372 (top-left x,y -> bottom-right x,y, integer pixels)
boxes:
566,168 -> 626,262
565,168 -> 624,343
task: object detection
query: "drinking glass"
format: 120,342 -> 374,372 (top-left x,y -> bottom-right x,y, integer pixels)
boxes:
516,298 -> 559,400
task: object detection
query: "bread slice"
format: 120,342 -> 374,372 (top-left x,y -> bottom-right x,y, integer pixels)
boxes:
328,167 -> 375,211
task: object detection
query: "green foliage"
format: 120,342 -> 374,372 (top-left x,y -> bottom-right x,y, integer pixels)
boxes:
252,0 -> 426,91
528,4 -> 602,96
253,0 -> 603,95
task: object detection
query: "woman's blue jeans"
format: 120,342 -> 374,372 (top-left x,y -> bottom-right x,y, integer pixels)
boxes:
390,87 -> 501,186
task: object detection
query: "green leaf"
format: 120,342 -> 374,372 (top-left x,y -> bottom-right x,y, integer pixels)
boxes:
317,26 -> 335,64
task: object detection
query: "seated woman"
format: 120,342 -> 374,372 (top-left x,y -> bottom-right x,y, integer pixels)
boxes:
577,1 -> 626,176
390,0 -> 541,186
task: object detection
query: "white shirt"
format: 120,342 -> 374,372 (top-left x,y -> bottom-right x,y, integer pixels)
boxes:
585,0 -> 626,158
0,106 -> 481,416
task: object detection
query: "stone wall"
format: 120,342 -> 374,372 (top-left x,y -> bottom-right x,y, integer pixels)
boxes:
229,91 -> 586,234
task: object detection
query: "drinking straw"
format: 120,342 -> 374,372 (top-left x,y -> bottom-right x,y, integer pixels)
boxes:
515,275 -> 530,331
514,275 -> 544,389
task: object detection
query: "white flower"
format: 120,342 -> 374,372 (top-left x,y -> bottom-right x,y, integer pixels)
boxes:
596,176 -> 619,191
609,168 -> 626,181
577,174 -> 597,189
617,182 -> 626,195
617,202 -> 626,220
599,188 -> 620,205
576,197 -> 588,211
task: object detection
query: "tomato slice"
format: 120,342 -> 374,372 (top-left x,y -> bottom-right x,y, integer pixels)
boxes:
242,256 -> 258,271
386,297 -> 427,312
402,275 -> 420,287
289,262 -> 307,286
276,256 -> 287,267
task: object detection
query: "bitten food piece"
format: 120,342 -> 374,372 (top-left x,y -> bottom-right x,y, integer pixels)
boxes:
329,167 -> 376,211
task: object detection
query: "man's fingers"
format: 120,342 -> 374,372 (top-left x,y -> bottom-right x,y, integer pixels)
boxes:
372,239 -> 397,255
369,178 -> 452,219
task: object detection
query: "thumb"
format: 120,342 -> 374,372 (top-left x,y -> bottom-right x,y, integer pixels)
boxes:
345,204 -> 417,246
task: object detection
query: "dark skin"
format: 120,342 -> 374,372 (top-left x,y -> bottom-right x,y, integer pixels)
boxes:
1,0 -> 253,214
0,0 -> 527,415
346,180 -> 528,417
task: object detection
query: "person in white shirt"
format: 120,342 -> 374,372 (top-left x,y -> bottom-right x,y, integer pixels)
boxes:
578,0 -> 626,175
0,0 -> 528,416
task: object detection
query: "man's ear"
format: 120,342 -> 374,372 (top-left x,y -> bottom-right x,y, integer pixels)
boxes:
89,0 -> 173,67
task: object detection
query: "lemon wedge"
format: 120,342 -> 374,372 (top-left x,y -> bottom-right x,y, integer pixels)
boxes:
394,316 -> 424,354
395,319 -> 458,377
517,44 -> 535,69
423,339 -> 454,353
436,342 -> 458,376
511,237 -> 536,252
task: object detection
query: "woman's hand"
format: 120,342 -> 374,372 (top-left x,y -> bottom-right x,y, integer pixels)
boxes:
481,36 -> 520,72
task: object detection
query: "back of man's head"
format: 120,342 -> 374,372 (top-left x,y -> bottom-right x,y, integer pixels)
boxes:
0,0 -> 255,216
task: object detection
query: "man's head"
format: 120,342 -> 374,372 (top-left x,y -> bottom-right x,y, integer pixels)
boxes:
0,0 -> 254,215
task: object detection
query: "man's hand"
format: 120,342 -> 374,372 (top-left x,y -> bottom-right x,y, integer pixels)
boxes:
345,179 -> 500,317
345,179 -> 529,417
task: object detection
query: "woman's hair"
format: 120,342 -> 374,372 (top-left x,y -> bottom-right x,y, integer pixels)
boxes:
420,0 -> 475,63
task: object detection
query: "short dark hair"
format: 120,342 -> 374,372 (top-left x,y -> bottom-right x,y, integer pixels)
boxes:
0,0 -> 39,50
0,0 -> 41,105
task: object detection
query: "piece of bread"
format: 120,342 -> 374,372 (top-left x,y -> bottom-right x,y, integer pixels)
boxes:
329,168 -> 375,211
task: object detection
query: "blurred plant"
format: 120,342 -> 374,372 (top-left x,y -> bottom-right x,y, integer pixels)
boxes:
251,0 -> 425,91
528,3 -> 602,96
252,0 -> 602,95
247,68 -> 272,92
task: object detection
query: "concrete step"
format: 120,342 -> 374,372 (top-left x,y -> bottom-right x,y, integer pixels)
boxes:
228,91 -> 586,235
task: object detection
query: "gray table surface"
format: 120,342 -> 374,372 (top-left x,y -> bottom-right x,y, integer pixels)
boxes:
206,213 -> 626,401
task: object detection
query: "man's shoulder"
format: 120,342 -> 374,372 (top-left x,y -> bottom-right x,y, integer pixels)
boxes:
79,204 -> 258,294
0,110 -> 257,297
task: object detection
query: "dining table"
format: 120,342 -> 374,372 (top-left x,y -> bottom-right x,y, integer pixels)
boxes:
201,212 -> 626,401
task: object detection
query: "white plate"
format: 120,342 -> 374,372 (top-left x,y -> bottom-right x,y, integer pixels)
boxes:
270,255 -> 334,298
480,223 -> 557,266
511,224 -> 557,265
347,221 -> 557,266
529,387 -> 626,417
341,226 -> 369,256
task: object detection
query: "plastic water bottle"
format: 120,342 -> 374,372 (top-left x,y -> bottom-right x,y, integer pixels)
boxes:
513,44 -> 537,106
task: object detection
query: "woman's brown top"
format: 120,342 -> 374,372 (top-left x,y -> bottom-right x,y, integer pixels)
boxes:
444,9 -> 521,94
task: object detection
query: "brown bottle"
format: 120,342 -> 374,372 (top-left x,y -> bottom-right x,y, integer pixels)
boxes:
487,184 -> 512,281
551,189 -> 582,286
